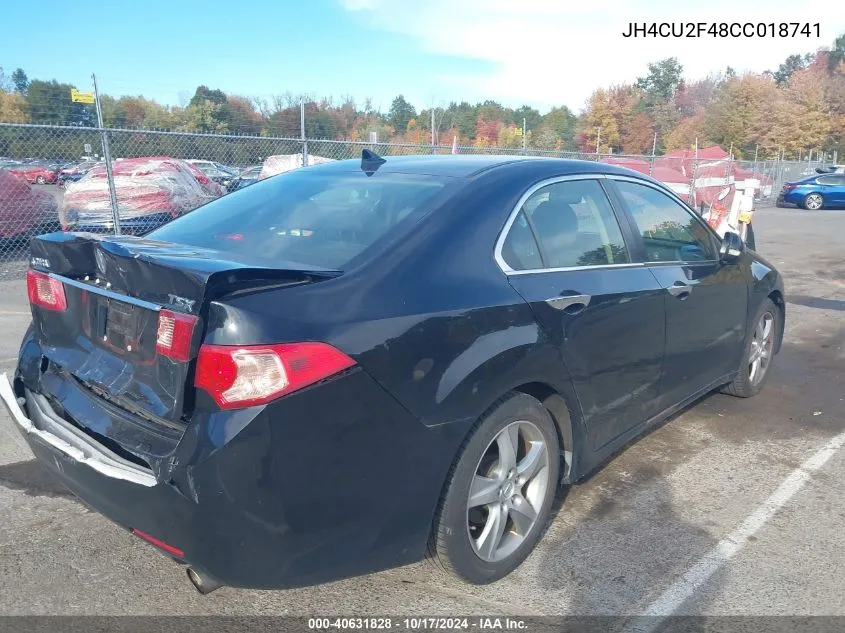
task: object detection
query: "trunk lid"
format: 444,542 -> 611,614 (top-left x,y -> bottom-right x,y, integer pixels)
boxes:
29,232 -> 339,426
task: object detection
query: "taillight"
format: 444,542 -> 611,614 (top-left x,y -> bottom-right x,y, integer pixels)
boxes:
156,309 -> 198,362
194,342 -> 356,410
26,269 -> 67,312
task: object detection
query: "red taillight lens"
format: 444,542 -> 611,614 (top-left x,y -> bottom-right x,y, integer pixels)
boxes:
156,309 -> 198,362
194,342 -> 356,410
26,269 -> 67,312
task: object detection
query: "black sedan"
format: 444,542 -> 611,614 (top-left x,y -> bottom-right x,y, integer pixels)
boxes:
1,154 -> 784,593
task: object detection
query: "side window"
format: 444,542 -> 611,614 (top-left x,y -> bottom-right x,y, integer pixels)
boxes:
614,180 -> 717,263
515,179 -> 630,269
501,211 -> 542,271
818,175 -> 845,185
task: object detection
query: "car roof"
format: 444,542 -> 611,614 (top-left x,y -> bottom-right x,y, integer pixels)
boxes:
302,154 -> 654,179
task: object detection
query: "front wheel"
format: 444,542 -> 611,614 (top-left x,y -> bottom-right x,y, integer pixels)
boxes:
803,193 -> 823,210
722,298 -> 779,398
428,393 -> 560,584
35,176 -> 46,185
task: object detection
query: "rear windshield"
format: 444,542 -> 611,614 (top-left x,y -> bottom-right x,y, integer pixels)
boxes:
148,170 -> 449,270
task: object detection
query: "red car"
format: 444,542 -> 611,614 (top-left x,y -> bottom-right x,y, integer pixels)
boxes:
61,156 -> 223,235
8,164 -> 58,185
0,170 -> 58,239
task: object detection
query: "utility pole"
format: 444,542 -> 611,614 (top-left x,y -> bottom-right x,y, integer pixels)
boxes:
522,117 -> 527,153
300,98 -> 308,166
649,132 -> 657,176
92,73 -> 120,235
431,108 -> 435,147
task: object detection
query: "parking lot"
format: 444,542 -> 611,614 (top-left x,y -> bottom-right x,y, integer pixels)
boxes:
0,205 -> 842,617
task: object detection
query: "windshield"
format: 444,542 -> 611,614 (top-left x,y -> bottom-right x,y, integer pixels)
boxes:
148,170 -> 450,270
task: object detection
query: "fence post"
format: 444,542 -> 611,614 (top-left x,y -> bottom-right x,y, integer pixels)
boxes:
649,132 -> 657,176
300,98 -> 308,167
92,74 -> 120,235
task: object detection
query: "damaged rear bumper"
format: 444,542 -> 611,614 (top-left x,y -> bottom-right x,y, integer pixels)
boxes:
0,374 -> 157,487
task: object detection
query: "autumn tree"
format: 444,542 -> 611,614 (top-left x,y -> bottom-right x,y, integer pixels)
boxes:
703,74 -> 781,156
664,113 -> 708,151
579,88 -> 621,152
621,112 -> 654,154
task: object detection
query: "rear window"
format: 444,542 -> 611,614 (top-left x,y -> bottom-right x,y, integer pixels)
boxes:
148,170 -> 449,270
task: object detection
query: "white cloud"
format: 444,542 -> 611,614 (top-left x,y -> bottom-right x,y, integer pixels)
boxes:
339,0 -> 845,112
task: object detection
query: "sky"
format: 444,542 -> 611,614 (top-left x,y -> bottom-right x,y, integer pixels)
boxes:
1,0 -> 844,114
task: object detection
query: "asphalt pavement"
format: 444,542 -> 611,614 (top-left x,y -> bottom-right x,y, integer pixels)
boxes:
0,206 -> 842,616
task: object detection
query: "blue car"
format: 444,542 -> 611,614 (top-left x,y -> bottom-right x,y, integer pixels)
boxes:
777,172 -> 845,209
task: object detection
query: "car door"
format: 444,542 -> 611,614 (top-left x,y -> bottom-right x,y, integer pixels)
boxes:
818,174 -> 845,205
498,176 -> 667,451
607,177 -> 748,408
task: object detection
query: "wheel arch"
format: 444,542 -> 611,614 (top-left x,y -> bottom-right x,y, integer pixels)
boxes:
510,382 -> 580,484
768,289 -> 786,353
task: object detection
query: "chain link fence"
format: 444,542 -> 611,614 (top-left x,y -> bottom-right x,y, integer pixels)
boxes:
0,122 -> 829,279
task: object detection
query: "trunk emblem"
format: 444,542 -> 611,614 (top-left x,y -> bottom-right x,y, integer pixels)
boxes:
168,294 -> 196,312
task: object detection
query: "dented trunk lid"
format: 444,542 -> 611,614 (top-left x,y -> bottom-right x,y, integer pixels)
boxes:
28,232 -> 340,428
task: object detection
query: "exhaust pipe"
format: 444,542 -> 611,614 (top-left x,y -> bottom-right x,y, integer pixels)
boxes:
186,567 -> 223,595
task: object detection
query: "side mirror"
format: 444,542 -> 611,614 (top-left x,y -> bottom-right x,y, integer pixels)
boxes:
720,231 -> 744,263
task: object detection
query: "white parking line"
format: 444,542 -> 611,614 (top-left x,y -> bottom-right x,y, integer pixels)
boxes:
628,428 -> 845,629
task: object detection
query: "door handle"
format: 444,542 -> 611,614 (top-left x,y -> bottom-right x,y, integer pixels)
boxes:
545,294 -> 591,314
667,283 -> 692,299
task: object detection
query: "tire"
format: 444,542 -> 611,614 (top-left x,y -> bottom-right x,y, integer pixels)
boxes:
428,392 -> 560,584
35,176 -> 46,185
803,193 -> 823,210
721,298 -> 779,398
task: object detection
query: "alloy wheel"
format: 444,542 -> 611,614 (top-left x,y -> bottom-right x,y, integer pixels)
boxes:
749,311 -> 775,386
805,194 -> 823,210
466,420 -> 550,563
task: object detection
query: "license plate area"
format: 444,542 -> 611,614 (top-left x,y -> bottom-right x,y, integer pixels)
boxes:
97,297 -> 155,355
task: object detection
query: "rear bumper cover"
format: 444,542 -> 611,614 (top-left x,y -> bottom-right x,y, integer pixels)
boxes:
1,376 -> 156,487
4,340 -> 468,589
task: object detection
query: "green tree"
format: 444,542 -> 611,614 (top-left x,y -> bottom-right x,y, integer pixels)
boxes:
190,85 -> 227,107
388,95 -> 417,133
773,54 -> 813,85
537,106 -> 576,149
11,68 -> 28,95
829,32 -> 845,73
636,58 -> 684,104
26,79 -> 95,126
512,105 -> 541,132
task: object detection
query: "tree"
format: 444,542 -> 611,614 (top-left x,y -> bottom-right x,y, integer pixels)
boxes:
664,113 -> 708,151
621,112 -> 654,154
11,68 -> 28,95
512,105 -> 541,132
26,79 -> 95,126
537,106 -> 576,149
388,95 -> 416,134
0,90 -> 27,123
579,88 -> 621,152
704,74 -> 778,156
773,54 -> 813,85
636,58 -> 684,104
829,32 -> 845,73
190,86 -> 227,107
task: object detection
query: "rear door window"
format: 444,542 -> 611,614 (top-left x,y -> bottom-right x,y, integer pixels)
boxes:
504,179 -> 630,270
148,171 -> 448,270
